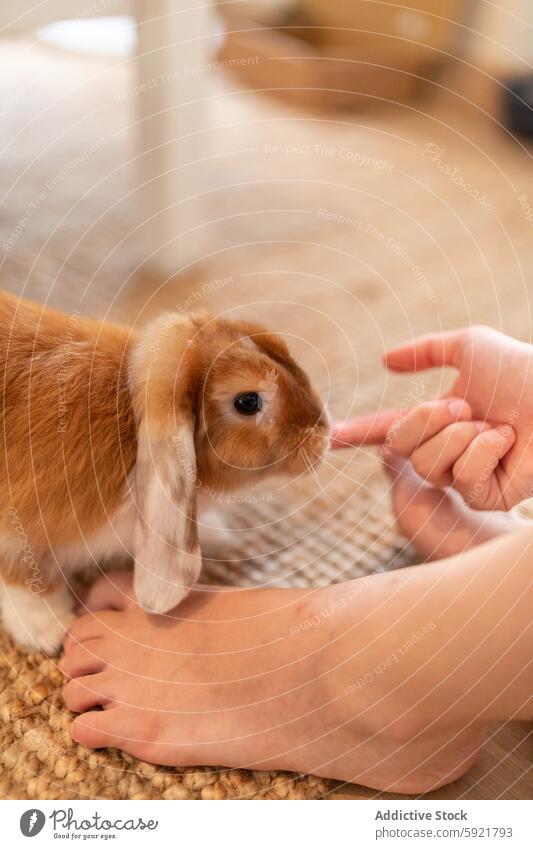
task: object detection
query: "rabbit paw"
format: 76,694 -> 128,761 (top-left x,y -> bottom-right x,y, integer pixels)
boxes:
1,583 -> 74,655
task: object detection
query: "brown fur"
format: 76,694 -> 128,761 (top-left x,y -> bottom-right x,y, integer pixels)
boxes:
0,290 -> 136,586
0,292 -> 329,595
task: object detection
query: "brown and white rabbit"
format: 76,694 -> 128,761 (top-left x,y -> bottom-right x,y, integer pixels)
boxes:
0,289 -> 330,653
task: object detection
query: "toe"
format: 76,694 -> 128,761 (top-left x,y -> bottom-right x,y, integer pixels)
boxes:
63,613 -> 103,653
83,572 -> 135,613
59,639 -> 106,679
71,707 -> 171,764
70,708 -> 124,749
63,672 -> 112,713
63,610 -> 121,653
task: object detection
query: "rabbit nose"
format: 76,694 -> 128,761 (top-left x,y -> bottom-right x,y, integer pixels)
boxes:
318,407 -> 332,431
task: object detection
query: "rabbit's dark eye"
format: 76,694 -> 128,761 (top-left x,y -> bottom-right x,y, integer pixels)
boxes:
234,392 -> 263,416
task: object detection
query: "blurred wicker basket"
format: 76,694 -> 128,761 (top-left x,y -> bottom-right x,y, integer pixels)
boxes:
216,0 -> 466,110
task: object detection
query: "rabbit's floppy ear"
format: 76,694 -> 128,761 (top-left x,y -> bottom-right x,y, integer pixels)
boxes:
129,313 -> 202,613
133,416 -> 200,613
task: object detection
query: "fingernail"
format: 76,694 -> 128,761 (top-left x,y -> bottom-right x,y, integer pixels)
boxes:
473,421 -> 489,433
448,400 -> 465,418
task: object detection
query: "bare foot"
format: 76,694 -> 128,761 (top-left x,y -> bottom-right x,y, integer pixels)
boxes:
1,582 -> 75,655
59,567 -> 496,794
62,575 -> 339,778
384,454 -> 526,561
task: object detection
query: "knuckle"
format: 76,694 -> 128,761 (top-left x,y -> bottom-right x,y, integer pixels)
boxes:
468,324 -> 491,342
417,400 -> 444,423
462,422 -> 482,440
472,323 -> 492,336
393,403 -> 444,451
426,403 -> 456,435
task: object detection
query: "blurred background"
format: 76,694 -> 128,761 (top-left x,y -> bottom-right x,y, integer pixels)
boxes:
0,1 -> 532,417
0,0 -> 532,799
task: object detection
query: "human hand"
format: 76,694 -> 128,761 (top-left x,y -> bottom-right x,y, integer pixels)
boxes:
332,326 -> 533,510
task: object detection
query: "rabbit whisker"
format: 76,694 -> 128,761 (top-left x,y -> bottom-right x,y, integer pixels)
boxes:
300,447 -> 323,491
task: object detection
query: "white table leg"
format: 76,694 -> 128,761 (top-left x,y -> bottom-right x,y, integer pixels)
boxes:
133,0 -> 217,274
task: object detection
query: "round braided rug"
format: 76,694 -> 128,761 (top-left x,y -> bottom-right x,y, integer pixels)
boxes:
0,459 -> 414,801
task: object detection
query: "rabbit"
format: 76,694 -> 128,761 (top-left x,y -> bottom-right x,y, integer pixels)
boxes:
0,289 -> 330,653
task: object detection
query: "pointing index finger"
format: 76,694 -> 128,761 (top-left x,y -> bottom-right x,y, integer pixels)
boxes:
330,409 -> 403,448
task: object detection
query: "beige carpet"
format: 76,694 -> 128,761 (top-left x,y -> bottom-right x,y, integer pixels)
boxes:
0,37 -> 531,799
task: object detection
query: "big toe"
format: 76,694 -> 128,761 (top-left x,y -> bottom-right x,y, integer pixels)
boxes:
70,708 -> 125,750
70,708 -> 164,765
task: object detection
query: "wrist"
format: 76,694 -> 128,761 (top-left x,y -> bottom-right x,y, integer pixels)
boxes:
329,532 -> 532,739
413,528 -> 533,724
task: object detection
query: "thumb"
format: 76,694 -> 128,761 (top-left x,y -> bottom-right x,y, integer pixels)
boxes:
385,330 -> 464,373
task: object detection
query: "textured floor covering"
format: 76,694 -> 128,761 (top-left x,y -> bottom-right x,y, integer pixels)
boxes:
0,37 -> 531,799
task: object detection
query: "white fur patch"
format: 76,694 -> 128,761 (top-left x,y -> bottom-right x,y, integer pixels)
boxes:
133,424 -> 201,614
0,582 -> 74,654
195,503 -> 234,556
133,557 -> 198,614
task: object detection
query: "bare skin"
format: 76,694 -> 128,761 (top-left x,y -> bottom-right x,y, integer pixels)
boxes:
384,453 -> 526,561
60,465 -> 532,794
333,326 -> 533,510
